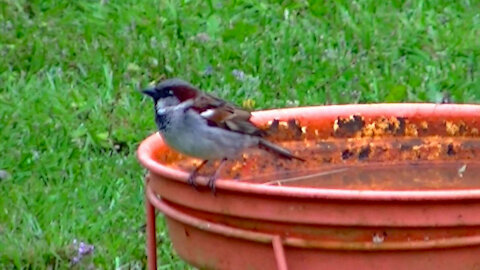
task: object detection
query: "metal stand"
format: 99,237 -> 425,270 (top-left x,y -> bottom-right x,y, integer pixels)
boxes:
144,177 -> 289,270
146,176 -> 157,270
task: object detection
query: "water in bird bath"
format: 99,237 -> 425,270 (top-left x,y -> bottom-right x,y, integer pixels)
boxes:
251,162 -> 480,190
154,114 -> 480,191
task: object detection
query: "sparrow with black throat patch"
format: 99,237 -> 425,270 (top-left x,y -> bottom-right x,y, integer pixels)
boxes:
142,78 -> 304,193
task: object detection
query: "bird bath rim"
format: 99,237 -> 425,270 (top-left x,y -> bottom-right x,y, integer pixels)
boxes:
137,103 -> 480,201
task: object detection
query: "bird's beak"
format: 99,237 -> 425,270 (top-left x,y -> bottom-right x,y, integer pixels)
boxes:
141,87 -> 156,97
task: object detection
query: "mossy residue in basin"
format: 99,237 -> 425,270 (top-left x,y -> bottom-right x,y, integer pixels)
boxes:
153,115 -> 480,191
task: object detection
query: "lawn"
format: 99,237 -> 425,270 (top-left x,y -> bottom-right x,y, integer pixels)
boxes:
1,0 -> 480,268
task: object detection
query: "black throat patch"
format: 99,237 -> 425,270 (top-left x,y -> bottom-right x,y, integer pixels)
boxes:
155,113 -> 170,131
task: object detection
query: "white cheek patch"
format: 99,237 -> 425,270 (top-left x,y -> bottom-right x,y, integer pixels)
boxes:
156,99 -> 194,115
156,102 -> 183,115
156,103 -> 167,115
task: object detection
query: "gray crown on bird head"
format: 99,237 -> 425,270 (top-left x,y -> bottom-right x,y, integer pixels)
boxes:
142,78 -> 198,100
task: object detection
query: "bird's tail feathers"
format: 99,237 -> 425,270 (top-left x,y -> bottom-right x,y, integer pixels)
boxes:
258,139 -> 305,161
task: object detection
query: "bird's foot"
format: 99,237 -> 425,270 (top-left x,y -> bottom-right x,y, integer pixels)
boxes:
187,160 -> 209,191
207,176 -> 217,195
187,173 -> 199,190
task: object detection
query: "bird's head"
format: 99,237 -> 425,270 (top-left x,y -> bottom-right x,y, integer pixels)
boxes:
142,78 -> 198,108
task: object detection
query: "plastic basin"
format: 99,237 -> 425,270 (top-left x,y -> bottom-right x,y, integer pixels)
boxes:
138,103 -> 480,270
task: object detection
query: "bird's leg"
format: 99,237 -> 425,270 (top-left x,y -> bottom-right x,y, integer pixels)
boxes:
207,158 -> 228,195
187,160 -> 209,189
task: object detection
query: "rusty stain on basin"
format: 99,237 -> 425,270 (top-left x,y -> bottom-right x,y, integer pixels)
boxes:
138,103 -> 480,270
152,106 -> 480,190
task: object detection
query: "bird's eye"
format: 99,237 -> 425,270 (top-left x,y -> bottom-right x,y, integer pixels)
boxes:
168,90 -> 173,95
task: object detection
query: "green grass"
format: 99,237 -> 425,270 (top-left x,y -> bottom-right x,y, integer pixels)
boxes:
1,0 -> 480,268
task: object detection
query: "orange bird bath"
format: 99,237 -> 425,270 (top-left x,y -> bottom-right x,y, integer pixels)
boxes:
138,103 -> 480,270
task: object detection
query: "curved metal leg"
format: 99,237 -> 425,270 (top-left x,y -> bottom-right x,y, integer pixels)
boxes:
273,235 -> 288,270
146,176 -> 157,270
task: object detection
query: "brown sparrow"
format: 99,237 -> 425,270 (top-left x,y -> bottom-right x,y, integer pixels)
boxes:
142,78 -> 304,193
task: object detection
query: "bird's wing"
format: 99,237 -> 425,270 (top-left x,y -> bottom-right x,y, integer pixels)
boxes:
194,93 -> 265,136
170,85 -> 265,136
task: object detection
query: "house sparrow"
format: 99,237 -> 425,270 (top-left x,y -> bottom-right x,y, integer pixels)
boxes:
142,78 -> 304,193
